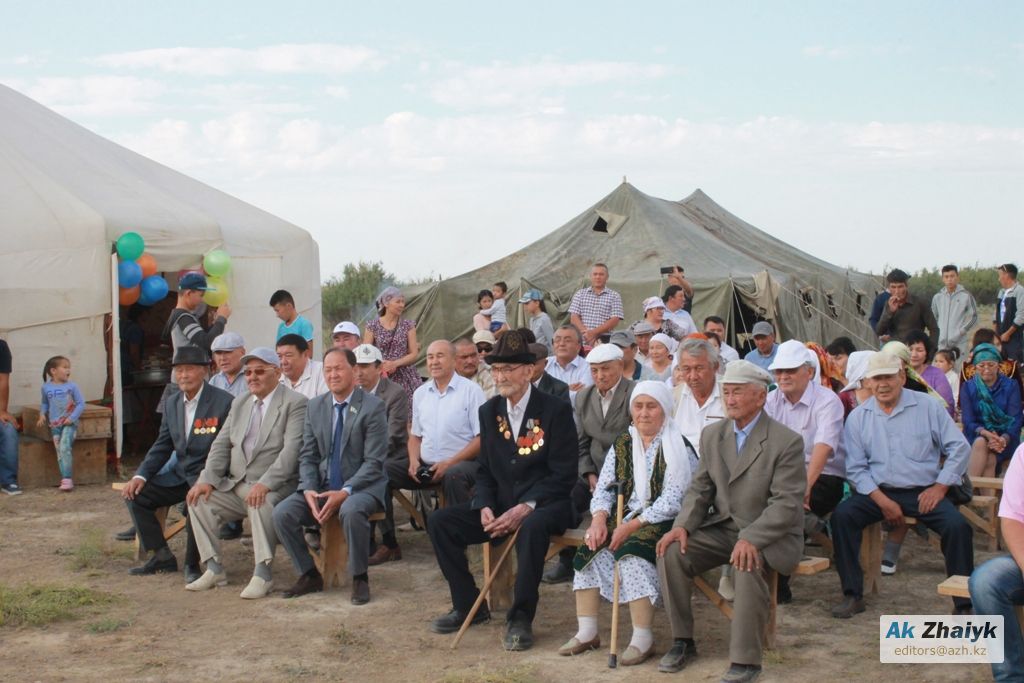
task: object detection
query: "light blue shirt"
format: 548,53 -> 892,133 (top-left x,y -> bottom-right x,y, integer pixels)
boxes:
843,388 -> 970,495
276,315 -> 315,342
410,373 -> 486,464
210,371 -> 247,397
744,344 -> 778,371
733,412 -> 762,453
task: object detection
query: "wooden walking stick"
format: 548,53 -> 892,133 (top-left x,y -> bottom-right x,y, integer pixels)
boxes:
450,528 -> 521,650
607,480 -> 625,669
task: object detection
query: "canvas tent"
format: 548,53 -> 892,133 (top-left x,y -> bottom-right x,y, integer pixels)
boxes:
0,85 -> 321,436
405,181 -> 878,354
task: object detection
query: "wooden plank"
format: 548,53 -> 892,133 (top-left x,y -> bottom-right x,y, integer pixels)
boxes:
483,537 -> 516,611
937,575 -> 970,599
972,477 -> 1004,490
693,575 -> 735,619
18,436 -> 107,488
794,556 -> 830,575
860,522 -> 882,595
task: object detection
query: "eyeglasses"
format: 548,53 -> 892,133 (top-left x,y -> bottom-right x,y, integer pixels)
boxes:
243,367 -> 273,377
476,345 -> 493,354
490,364 -> 527,377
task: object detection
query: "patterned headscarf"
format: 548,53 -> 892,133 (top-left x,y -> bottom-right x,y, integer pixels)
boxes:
806,341 -> 845,389
375,286 -> 402,314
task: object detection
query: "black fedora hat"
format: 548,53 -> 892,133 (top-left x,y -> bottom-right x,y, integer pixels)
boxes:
172,346 -> 211,366
485,330 -> 536,365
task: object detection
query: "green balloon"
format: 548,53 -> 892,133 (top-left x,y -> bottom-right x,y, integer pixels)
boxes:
116,232 -> 145,261
203,249 -> 232,277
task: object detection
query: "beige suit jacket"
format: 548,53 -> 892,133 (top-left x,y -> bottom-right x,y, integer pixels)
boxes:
198,385 -> 308,496
574,378 -> 635,477
676,410 -> 806,574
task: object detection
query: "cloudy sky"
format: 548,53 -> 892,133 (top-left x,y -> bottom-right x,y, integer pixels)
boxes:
2,1 -> 1022,282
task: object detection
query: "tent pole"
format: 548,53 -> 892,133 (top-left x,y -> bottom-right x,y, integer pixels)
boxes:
110,254 -> 123,467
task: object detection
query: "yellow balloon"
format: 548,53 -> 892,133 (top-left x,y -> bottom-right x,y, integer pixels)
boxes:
203,276 -> 229,307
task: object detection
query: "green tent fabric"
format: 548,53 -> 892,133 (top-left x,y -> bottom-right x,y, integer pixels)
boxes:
402,182 -> 878,363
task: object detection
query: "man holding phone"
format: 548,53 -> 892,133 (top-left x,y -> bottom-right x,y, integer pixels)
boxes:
875,268 -> 939,348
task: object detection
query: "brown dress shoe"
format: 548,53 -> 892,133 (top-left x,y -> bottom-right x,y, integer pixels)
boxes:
351,577 -> 370,605
282,570 -> 323,599
367,545 -> 402,566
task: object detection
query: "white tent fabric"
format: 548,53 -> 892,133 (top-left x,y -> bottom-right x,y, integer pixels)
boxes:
0,85 -> 321,410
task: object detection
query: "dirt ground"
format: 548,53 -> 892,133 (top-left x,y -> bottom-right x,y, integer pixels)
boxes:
0,482 -> 998,683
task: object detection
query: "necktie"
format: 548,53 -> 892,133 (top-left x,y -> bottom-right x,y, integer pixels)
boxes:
242,399 -> 264,461
328,402 -> 346,490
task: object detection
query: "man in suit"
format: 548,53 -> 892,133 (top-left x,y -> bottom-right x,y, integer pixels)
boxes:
427,331 -> 577,651
351,343 -> 411,566
121,347 -> 234,583
186,347 -> 307,599
542,342 -> 634,584
273,347 -> 389,605
528,343 -> 570,402
656,360 -> 805,683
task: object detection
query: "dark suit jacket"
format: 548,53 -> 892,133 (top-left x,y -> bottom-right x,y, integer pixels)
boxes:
574,379 -> 635,477
535,372 -> 570,402
297,387 -> 389,506
677,411 -> 806,574
135,382 -> 234,486
372,377 -> 409,464
472,387 -> 577,519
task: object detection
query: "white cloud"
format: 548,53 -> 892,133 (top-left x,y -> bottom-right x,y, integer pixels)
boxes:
91,43 -> 384,76
429,60 -> 678,109
324,85 -> 350,100
20,75 -> 166,116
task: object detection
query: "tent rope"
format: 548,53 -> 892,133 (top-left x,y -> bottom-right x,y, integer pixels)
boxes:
771,279 -> 878,348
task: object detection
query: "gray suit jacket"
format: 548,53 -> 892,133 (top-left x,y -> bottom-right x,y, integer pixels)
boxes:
372,377 -> 409,464
574,378 -> 636,477
677,411 -> 806,575
297,387 -> 388,506
198,386 -> 308,496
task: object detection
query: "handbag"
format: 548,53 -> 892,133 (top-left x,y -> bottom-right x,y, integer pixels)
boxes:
945,473 -> 973,506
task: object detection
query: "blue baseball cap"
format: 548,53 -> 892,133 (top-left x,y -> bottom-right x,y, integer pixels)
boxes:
518,288 -> 544,304
179,272 -> 215,291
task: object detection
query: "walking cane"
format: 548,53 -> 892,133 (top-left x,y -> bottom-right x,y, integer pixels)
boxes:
450,528 -> 521,650
607,480 -> 625,669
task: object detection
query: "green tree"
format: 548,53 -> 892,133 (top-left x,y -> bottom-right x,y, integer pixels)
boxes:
321,261 -> 395,335
907,264 -> 1005,305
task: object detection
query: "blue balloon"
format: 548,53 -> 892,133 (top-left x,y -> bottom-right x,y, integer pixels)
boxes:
118,260 -> 143,288
138,275 -> 169,306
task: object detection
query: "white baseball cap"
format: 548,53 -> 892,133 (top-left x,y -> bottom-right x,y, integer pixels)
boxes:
332,321 -> 360,337
353,344 -> 383,364
768,339 -> 814,371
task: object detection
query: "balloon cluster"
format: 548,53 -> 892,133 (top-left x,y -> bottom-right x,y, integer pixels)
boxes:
115,232 -> 234,309
116,232 -> 168,306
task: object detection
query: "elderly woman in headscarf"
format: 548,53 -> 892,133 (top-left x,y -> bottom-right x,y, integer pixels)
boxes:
362,286 -> 421,411
838,350 -> 876,418
881,340 -> 950,412
559,381 -> 695,666
643,333 -> 676,382
962,342 -> 1023,479
635,296 -> 689,341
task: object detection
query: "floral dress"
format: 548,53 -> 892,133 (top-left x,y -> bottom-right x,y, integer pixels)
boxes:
367,317 -> 420,411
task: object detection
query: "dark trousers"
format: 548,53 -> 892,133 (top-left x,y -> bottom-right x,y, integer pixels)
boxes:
125,481 -> 199,569
428,499 -> 572,624
555,478 -> 593,565
832,487 -> 974,607
379,459 -> 478,541
809,474 -> 845,518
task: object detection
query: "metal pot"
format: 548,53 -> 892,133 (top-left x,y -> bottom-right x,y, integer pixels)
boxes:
132,368 -> 171,384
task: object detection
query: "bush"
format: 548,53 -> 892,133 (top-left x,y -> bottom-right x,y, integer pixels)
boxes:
906,265 -> 1009,305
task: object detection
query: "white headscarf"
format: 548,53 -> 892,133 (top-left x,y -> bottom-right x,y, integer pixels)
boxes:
649,333 -> 677,355
841,351 -> 876,392
628,381 -> 693,512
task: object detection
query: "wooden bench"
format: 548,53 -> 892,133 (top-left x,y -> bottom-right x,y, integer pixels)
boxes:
311,510 -> 386,589
693,556 -> 830,649
960,495 -> 1001,551
111,482 -> 187,561
391,485 -> 446,530
938,575 -> 1024,635
481,527 -> 587,611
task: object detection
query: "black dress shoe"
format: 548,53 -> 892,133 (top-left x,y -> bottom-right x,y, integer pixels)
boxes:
720,663 -> 762,683
542,560 -> 573,584
831,595 -> 866,619
429,607 -> 491,634
218,521 -> 243,540
658,638 -> 697,672
129,555 -> 178,576
184,565 -> 202,585
282,570 -> 324,598
351,578 -> 370,605
115,526 -> 136,542
504,621 -> 534,651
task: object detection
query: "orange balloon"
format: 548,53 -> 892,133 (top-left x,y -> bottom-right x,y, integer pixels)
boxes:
119,285 -> 140,306
137,253 -> 158,278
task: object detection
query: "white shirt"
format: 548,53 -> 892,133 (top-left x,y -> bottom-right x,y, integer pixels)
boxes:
281,359 -> 328,400
544,354 -> 593,405
507,384 -> 532,437
411,373 -> 486,465
673,382 -> 725,457
598,379 -> 622,418
719,342 -> 740,364
664,307 -> 697,336
183,385 -> 203,444
764,381 -> 846,478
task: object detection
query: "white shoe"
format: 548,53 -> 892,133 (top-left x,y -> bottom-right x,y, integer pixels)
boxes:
186,569 -> 228,591
718,573 -> 735,601
881,560 -> 897,576
239,575 -> 274,599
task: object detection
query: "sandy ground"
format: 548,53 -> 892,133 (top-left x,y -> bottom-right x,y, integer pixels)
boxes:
0,482 -> 999,683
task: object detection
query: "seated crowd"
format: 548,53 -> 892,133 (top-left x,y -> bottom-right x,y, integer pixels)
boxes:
108,263 -> 1024,683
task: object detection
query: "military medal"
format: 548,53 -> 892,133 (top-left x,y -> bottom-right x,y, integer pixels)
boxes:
515,420 -> 544,456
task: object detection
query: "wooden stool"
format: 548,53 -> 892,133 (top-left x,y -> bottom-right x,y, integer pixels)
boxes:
111,482 -> 186,561
311,510 -> 386,589
960,495 -> 1001,551
693,556 -> 830,649
392,485 -> 446,530
860,522 -> 883,595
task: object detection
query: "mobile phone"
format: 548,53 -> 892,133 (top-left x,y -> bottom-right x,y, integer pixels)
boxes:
660,265 -> 683,275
